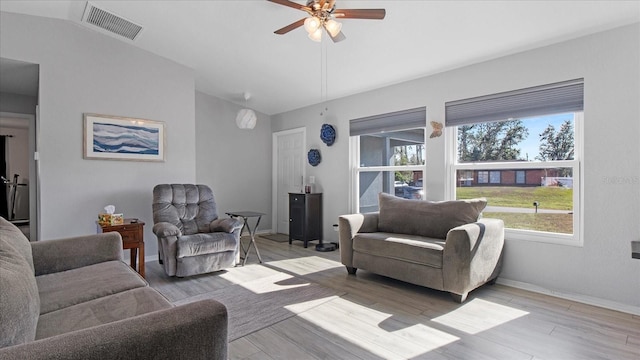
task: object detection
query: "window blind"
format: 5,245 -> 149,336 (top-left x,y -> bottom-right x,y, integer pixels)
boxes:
349,107 -> 426,136
445,79 -> 584,127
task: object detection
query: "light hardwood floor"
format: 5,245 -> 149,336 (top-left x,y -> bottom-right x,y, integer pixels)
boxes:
146,236 -> 640,360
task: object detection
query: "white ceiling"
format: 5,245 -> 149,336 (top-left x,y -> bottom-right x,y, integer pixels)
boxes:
1,1 -> 639,115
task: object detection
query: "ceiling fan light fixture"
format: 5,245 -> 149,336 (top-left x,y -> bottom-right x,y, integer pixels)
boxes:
304,16 -> 321,33
269,0 -> 386,43
324,19 -> 342,37
308,27 -> 323,42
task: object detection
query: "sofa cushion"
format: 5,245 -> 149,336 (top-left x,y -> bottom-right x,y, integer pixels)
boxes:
37,261 -> 147,314
378,193 -> 487,239
0,217 -> 34,272
36,287 -> 172,339
177,233 -> 238,258
353,232 -> 446,268
0,221 -> 40,348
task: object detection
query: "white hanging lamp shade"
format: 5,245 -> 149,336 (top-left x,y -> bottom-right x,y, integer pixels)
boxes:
236,108 -> 257,129
236,92 -> 257,129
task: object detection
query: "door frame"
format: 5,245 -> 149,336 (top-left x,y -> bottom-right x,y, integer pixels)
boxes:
0,111 -> 39,240
271,127 -> 306,235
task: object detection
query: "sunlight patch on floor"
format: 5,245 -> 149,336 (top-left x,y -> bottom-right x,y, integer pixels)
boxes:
218,263 -> 282,285
266,256 -> 343,276
284,295 -> 341,314
234,272 -> 312,294
432,298 -> 529,334
289,296 -> 459,358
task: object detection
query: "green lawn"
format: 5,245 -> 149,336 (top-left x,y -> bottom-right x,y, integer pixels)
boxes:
457,186 -> 573,233
484,212 -> 573,234
457,186 -> 572,210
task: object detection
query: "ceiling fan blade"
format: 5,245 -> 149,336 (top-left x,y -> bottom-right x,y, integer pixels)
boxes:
274,18 -> 306,35
267,0 -> 309,11
333,9 -> 386,20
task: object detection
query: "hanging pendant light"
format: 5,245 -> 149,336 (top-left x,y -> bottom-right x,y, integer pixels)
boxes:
236,92 -> 257,129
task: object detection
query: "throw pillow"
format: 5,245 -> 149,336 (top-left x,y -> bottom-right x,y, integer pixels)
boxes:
378,192 -> 487,239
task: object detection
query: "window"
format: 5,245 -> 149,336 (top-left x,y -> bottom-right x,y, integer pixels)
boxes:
446,79 -> 583,246
489,171 -> 501,184
458,170 -> 473,187
478,171 -> 488,184
350,108 -> 426,213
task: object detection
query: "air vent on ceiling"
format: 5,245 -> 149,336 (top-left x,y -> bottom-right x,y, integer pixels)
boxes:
81,2 -> 143,41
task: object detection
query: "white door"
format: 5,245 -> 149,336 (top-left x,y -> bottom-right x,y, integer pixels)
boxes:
272,128 -> 305,235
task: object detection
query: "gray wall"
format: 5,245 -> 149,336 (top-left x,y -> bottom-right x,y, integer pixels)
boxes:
195,91 -> 272,230
272,23 -> 640,310
0,12 -> 197,262
0,92 -> 37,115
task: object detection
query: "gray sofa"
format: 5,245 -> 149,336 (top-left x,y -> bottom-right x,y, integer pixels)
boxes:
0,217 -> 228,359
339,193 -> 504,303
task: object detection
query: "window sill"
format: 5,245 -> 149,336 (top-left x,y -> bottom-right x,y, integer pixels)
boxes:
505,228 -> 583,247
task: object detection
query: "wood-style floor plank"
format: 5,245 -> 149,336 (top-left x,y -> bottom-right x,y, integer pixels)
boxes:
146,236 -> 640,360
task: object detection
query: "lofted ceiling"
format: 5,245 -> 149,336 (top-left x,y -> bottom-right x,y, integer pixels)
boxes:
0,0 -> 639,115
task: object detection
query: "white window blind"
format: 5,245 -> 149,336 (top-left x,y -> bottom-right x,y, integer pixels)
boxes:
445,79 -> 584,127
350,107 -> 426,136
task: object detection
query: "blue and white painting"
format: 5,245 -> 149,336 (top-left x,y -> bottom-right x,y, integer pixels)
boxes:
84,114 -> 164,161
93,122 -> 159,155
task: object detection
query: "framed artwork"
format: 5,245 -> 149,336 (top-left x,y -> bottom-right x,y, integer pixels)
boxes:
83,113 -> 165,162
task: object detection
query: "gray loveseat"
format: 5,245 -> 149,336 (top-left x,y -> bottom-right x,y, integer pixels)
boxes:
339,193 -> 504,303
0,217 -> 228,359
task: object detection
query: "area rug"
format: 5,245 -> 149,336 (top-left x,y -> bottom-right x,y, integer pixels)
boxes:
173,272 -> 342,341
259,233 -> 289,243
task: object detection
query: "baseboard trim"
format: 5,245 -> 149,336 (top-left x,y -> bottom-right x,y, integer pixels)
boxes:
496,278 -> 640,316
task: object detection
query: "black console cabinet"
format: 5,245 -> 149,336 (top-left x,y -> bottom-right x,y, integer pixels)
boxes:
289,193 -> 322,248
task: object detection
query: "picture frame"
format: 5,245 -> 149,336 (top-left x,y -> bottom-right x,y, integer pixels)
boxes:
83,113 -> 165,162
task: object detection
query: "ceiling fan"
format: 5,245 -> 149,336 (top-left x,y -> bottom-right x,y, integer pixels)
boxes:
268,0 -> 386,42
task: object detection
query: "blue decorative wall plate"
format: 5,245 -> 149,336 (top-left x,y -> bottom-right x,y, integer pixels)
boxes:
320,124 -> 336,146
308,149 -> 321,166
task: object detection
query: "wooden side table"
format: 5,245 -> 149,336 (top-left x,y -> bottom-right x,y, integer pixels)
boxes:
98,219 -> 145,278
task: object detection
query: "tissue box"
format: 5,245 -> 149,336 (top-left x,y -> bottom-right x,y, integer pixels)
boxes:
98,213 -> 124,226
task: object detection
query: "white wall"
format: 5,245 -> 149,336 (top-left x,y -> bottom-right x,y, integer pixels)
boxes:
271,23 -> 640,310
0,12 -> 196,261
195,91 -> 273,230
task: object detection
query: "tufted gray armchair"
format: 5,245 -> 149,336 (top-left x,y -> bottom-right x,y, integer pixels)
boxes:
152,184 -> 243,277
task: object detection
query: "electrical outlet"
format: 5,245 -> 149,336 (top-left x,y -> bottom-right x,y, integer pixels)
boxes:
309,176 -> 315,184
